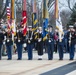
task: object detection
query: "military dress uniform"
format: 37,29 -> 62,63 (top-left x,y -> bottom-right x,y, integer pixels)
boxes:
67,28 -> 76,60
37,31 -> 43,60
5,31 -> 13,60
58,33 -> 64,60
0,30 -> 4,60
26,30 -> 33,60
47,31 -> 54,60
15,29 -> 24,60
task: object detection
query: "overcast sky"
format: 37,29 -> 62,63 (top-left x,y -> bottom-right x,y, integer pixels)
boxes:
3,0 -> 76,11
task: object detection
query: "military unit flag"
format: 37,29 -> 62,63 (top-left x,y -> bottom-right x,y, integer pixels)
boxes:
55,0 -> 63,42
42,0 -> 49,41
32,0 -> 38,39
11,0 -> 16,36
22,0 -> 27,36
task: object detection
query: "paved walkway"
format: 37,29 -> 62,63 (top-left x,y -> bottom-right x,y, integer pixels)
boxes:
0,52 -> 76,75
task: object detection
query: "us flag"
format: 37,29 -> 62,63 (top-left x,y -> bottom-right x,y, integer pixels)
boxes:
6,0 -> 11,29
6,0 -> 11,20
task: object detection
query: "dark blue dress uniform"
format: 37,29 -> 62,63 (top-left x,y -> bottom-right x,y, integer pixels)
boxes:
67,31 -> 76,60
26,30 -> 33,60
15,30 -> 24,60
47,32 -> 54,60
57,34 -> 64,60
36,32 -> 43,60
0,31 -> 4,60
5,32 -> 13,60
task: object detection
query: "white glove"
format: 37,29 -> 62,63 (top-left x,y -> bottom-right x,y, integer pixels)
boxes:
38,38 -> 41,42
23,43 -> 27,47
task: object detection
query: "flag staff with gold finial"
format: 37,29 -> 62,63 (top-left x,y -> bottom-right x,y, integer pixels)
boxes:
11,0 -> 16,36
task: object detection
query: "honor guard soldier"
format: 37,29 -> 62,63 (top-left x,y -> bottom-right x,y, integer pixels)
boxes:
5,29 -> 13,60
0,25 -> 4,60
15,26 -> 24,60
67,25 -> 76,60
26,26 -> 33,60
37,27 -> 43,60
47,26 -> 54,60
57,31 -> 64,60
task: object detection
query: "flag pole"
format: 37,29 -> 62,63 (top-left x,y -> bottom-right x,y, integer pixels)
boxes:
55,0 -> 63,42
42,0 -> 49,41
11,0 -> 16,43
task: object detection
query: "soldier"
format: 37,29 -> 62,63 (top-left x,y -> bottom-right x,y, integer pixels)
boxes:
57,31 -> 64,60
15,26 -> 24,60
0,25 -> 4,60
47,26 -> 54,60
36,27 -> 43,60
5,29 -> 13,60
26,26 -> 33,60
67,25 -> 76,60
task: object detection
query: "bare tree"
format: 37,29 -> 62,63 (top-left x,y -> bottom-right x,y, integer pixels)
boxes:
66,0 -> 75,11
0,0 -> 7,20
61,9 -> 71,27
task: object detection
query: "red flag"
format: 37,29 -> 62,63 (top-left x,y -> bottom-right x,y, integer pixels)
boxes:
22,0 -> 27,36
22,11 -> 27,36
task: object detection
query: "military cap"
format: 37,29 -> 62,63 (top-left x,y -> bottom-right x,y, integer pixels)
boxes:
28,26 -> 32,28
69,25 -> 74,28
48,25 -> 53,28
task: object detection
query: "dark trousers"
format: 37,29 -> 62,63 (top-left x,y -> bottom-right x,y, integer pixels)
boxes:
67,42 -> 70,52
48,43 -> 54,60
54,42 -> 57,53
27,44 -> 33,60
37,42 -> 43,55
0,44 -> 2,59
6,45 -> 12,59
58,42 -> 64,59
17,44 -> 23,59
69,44 -> 75,59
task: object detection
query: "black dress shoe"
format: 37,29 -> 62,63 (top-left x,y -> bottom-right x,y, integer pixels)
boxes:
59,58 -> 63,60
38,58 -> 42,60
17,58 -> 22,60
7,58 -> 12,60
48,58 -> 53,60
69,58 -> 73,60
28,58 -> 32,60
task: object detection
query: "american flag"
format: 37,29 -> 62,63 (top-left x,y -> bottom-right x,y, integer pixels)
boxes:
6,0 -> 11,20
6,0 -> 11,29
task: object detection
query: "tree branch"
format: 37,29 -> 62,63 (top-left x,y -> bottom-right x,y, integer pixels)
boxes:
67,0 -> 73,11
0,0 -> 7,19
